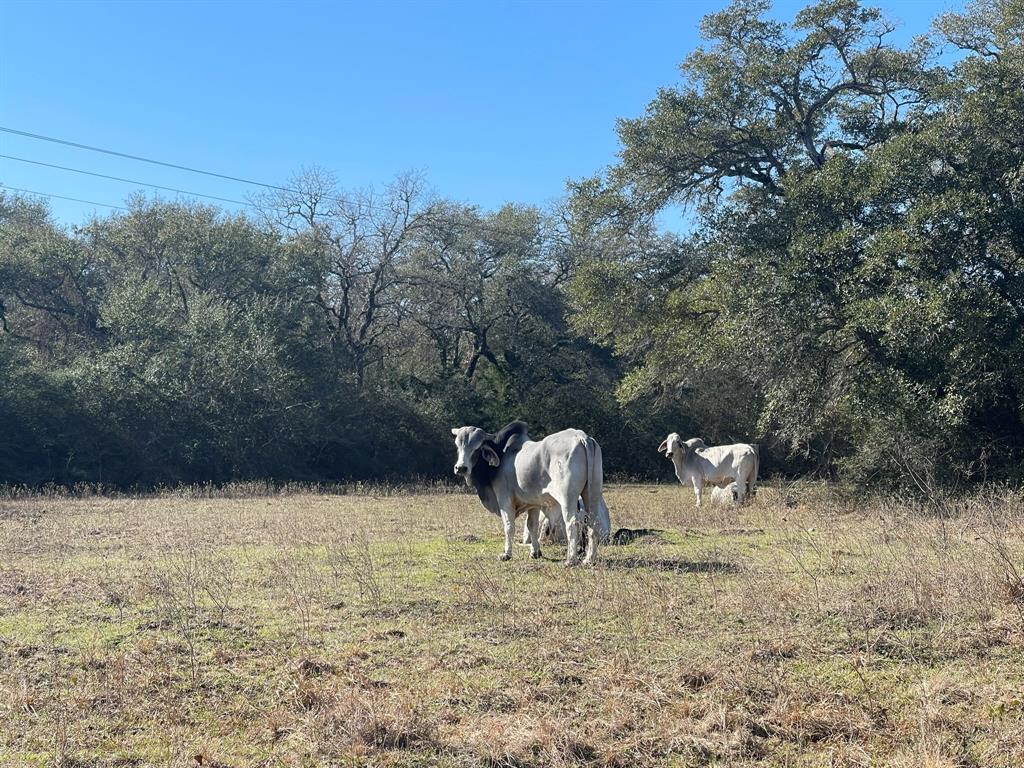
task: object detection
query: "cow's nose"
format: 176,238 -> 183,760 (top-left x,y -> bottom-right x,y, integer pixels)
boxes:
454,464 -> 467,475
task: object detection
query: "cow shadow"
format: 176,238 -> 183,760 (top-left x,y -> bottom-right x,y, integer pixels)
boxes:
602,556 -> 740,573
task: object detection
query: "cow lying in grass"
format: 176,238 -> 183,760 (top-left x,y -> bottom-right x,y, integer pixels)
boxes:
451,421 -> 611,565
709,483 -> 740,505
520,502 -> 578,546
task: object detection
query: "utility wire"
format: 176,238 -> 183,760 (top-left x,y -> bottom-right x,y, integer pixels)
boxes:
0,126 -> 372,212
0,154 -> 251,206
0,126 -> 556,241
0,126 -> 414,220
0,125 -> 294,194
1,185 -> 127,211
0,125 -> 424,215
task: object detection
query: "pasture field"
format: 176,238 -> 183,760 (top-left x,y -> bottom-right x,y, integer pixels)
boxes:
2,484 -> 1024,767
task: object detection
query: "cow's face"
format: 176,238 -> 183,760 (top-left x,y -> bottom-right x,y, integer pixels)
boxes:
450,426 -> 500,480
658,432 -> 682,459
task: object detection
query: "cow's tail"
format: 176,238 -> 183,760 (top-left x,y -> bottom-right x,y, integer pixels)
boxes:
748,444 -> 760,500
581,435 -> 611,543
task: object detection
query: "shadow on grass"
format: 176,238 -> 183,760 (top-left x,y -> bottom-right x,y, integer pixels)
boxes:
610,527 -> 666,545
603,556 -> 740,573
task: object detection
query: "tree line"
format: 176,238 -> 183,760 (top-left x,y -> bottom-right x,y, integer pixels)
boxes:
0,175 -> 672,485
1,0 -> 1021,489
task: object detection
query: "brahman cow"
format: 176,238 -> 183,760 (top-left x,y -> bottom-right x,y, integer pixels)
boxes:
658,433 -> 758,507
451,421 -> 610,565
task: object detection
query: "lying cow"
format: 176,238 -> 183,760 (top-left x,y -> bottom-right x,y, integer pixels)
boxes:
520,500 -> 587,546
658,433 -> 758,507
709,483 -> 739,505
451,421 -> 611,565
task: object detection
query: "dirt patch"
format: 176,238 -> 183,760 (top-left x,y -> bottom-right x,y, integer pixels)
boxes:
374,628 -> 407,640
718,527 -> 766,536
450,534 -> 483,543
679,670 -> 715,690
296,658 -> 336,677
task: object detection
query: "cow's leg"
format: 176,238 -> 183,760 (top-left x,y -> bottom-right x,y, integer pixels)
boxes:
734,477 -> 747,504
576,498 -> 599,566
692,478 -> 704,508
559,495 -> 583,566
582,516 -> 599,566
498,508 -> 516,561
520,507 -> 534,546
526,508 -> 542,559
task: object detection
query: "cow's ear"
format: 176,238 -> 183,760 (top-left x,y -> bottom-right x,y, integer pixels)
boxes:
481,444 -> 500,467
451,428 -> 460,436
657,439 -> 669,454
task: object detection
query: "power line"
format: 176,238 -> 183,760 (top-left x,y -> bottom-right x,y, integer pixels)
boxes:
0,125 -> 406,215
0,126 -> 556,241
0,125 -> 294,194
0,154 -> 252,207
1,185 -> 127,211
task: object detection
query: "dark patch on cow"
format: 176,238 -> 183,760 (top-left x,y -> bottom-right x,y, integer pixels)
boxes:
501,427 -> 529,454
493,420 -> 529,454
469,421 -> 529,515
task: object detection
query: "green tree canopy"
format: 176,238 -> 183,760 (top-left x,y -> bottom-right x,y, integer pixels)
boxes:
571,0 -> 1024,486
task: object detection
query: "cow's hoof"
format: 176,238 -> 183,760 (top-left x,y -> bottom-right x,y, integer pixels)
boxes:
499,553 -> 511,562
530,550 -> 542,559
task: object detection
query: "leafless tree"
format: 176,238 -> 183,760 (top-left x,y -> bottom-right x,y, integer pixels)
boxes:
256,169 -> 438,386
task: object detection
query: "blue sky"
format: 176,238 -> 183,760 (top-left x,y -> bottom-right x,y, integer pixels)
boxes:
1,0 -> 958,228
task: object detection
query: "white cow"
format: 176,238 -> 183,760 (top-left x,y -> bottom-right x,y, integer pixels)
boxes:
452,421 -> 611,565
709,483 -> 740,505
520,501 -> 582,546
658,433 -> 758,507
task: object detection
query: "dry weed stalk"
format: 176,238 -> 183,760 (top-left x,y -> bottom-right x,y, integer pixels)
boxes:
149,542 -> 205,685
324,530 -> 394,612
271,551 -> 328,648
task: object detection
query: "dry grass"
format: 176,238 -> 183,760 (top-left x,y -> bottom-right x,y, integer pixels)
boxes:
2,483 -> 1023,767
